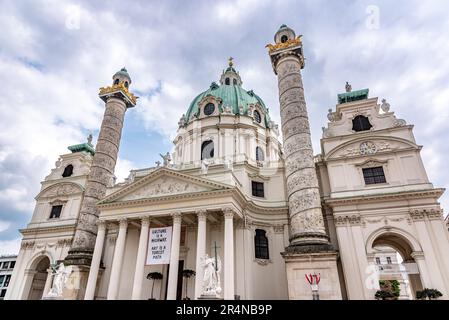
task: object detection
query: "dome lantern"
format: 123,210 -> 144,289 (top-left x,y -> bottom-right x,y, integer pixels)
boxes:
219,57 -> 242,86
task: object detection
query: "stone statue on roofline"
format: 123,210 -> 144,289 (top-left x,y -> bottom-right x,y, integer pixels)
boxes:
345,82 -> 352,93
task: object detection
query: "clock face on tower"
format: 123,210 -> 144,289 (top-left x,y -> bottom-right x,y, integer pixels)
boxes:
360,141 -> 377,155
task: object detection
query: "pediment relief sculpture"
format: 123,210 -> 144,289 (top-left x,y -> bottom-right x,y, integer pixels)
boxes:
119,176 -> 210,201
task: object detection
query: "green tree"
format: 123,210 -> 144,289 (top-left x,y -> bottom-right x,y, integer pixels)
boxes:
146,272 -> 163,300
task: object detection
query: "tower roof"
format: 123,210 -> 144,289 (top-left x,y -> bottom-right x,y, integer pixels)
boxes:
338,88 -> 369,104
113,67 -> 131,83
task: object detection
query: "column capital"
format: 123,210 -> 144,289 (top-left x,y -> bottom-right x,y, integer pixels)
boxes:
411,251 -> 425,260
171,212 -> 182,224
118,218 -> 128,228
223,207 -> 235,219
196,210 -> 207,221
97,220 -> 107,229
140,216 -> 150,226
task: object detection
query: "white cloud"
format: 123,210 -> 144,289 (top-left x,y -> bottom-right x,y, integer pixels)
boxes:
1,0 -> 449,245
0,238 -> 21,255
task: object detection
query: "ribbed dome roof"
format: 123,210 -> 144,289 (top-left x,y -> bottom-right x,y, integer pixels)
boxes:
185,62 -> 271,126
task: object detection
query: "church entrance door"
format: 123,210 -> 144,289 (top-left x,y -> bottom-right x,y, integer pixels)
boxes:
164,260 -> 184,300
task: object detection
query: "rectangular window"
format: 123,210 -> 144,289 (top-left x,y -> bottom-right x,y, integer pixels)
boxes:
9,261 -> 15,269
0,275 -> 4,287
0,289 -> 6,298
4,275 -> 10,287
1,262 -> 8,269
363,167 -> 386,185
251,181 -> 264,198
375,257 -> 381,265
49,205 -> 63,219
387,257 -> 392,264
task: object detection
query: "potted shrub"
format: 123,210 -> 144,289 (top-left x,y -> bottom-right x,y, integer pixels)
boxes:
375,280 -> 400,300
146,272 -> 163,300
182,269 -> 196,300
416,288 -> 443,300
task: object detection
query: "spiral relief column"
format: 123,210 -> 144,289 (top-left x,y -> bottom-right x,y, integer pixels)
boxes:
267,25 -> 341,299
63,68 -> 137,299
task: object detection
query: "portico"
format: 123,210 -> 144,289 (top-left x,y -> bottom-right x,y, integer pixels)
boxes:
85,202 -> 241,300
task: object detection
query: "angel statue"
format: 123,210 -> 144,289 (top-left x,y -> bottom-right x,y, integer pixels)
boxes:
201,254 -> 222,296
47,263 -> 72,297
159,152 -> 172,167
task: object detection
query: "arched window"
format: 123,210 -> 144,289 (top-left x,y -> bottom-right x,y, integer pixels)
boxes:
62,164 -> 73,177
254,229 -> 269,259
113,79 -> 119,85
254,110 -> 262,123
124,81 -> 129,88
201,140 -> 214,160
233,79 -> 237,85
352,115 -> 372,132
225,78 -> 230,85
256,146 -> 264,161
281,35 -> 288,43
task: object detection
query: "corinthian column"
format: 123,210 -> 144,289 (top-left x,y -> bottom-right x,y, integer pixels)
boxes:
65,68 -> 137,269
268,25 -> 331,250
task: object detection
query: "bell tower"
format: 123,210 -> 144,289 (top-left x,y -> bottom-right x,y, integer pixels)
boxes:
63,68 -> 137,299
267,25 -> 342,299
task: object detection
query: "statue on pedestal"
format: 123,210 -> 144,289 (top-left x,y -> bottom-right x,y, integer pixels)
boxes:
201,254 -> 221,297
46,263 -> 72,298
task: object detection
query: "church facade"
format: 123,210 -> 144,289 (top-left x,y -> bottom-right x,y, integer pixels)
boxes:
5,25 -> 449,300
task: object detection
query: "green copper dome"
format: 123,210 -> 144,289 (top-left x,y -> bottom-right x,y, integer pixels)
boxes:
185,62 -> 271,126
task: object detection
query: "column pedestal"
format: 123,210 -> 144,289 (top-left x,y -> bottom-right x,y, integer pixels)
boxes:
282,250 -> 342,300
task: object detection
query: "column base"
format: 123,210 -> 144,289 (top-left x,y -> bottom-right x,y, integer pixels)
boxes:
62,266 -> 90,300
198,294 -> 223,300
64,248 -> 94,267
281,250 -> 342,300
289,232 -> 332,247
42,296 -> 64,300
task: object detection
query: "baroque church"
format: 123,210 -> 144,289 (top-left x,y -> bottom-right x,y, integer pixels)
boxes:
5,25 -> 449,300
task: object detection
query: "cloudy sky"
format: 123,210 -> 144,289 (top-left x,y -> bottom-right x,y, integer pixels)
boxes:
1,0 -> 449,254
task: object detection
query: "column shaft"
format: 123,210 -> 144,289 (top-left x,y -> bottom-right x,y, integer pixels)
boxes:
194,211 -> 207,299
84,221 -> 107,300
224,209 -> 235,300
42,269 -> 53,298
167,213 -> 182,300
131,217 -> 150,300
107,219 -> 128,300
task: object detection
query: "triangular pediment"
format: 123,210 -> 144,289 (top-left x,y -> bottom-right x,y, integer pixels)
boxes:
99,167 -> 233,204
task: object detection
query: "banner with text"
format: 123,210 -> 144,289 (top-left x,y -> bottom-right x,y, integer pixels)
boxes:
146,226 -> 172,265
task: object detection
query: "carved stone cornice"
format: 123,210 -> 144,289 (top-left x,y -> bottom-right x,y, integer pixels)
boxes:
325,189 -> 445,206
334,215 -> 362,226
20,224 -> 76,236
409,208 -> 443,221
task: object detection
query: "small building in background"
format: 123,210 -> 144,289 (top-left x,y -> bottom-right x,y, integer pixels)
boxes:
0,255 -> 17,299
